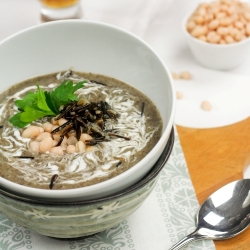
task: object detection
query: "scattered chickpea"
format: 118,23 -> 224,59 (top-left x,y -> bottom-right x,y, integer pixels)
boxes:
180,71 -> 192,80
201,100 -> 212,111
171,72 -> 180,80
171,71 -> 192,80
176,91 -> 184,100
186,0 -> 250,44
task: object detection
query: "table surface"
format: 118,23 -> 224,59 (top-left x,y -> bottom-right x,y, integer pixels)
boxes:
1,0 -> 250,249
177,119 -> 250,250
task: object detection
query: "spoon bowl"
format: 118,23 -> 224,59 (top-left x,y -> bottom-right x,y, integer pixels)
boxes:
169,179 -> 250,250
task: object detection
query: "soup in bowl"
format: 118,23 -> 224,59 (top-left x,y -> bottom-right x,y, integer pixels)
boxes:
0,20 -> 175,202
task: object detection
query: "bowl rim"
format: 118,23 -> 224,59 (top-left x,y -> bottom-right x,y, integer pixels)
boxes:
182,9 -> 250,48
0,127 -> 174,206
0,19 -> 175,201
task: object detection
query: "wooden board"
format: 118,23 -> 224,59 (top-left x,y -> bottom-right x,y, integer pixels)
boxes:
176,117 -> 250,250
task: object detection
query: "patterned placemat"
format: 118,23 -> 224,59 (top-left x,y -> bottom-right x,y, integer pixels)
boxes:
0,128 -> 215,250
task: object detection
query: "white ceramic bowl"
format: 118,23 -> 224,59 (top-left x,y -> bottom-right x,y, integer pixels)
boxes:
0,20 -> 175,202
182,12 -> 250,70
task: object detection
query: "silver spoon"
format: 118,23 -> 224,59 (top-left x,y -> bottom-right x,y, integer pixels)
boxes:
169,179 -> 250,250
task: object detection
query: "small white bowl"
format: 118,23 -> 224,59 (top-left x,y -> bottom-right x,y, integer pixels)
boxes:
182,12 -> 250,70
0,20 -> 175,202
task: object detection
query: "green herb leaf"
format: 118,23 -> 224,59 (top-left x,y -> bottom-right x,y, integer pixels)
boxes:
20,106 -> 54,123
15,92 -> 39,111
9,113 -> 30,128
45,81 -> 86,113
9,80 -> 85,128
37,84 -> 52,112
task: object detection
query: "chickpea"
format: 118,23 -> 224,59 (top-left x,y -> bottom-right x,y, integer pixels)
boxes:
208,19 -> 219,30
171,72 -> 180,80
201,101 -> 212,111
246,23 -> 250,36
191,25 -> 207,37
217,27 -> 229,36
243,11 -> 250,21
176,91 -> 184,100
234,21 -> 244,29
198,35 -> 207,42
180,71 -> 192,80
225,35 -> 235,43
186,20 -> 196,32
193,15 -> 204,25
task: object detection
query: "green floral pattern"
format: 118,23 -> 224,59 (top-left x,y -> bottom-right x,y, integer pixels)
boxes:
0,129 -> 215,250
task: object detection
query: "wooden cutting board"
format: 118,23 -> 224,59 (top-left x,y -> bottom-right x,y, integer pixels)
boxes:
176,117 -> 250,250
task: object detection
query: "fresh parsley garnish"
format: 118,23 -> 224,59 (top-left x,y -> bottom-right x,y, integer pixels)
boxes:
9,80 -> 85,128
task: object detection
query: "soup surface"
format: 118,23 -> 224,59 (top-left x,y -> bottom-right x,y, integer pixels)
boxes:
0,71 -> 162,190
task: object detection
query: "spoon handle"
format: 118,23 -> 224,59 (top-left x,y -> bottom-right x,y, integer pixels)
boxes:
168,229 -> 206,250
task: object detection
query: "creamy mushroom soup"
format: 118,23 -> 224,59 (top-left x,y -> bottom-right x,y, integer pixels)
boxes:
0,71 -> 162,190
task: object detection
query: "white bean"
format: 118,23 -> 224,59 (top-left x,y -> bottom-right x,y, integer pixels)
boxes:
29,141 -> 40,153
53,134 -> 61,141
36,132 -> 51,142
80,133 -> 93,143
51,117 -> 58,125
67,136 -> 78,145
22,126 -> 41,138
76,141 -> 86,153
42,122 -> 54,132
50,146 -> 64,156
66,145 -> 76,154
39,136 -> 54,153
52,140 -> 58,147
58,118 -> 68,126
